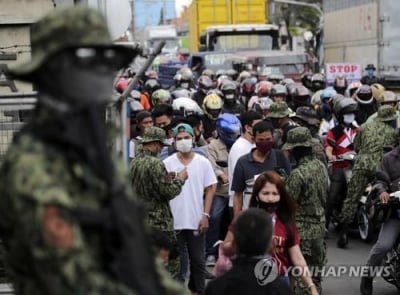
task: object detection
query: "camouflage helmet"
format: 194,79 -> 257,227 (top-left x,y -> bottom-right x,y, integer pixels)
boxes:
377,105 -> 398,122
140,126 -> 170,146
282,127 -> 313,150
266,102 -> 290,118
9,6 -> 139,80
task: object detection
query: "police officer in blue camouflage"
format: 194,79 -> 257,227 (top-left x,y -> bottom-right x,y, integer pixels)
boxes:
0,6 -> 184,295
283,127 -> 328,295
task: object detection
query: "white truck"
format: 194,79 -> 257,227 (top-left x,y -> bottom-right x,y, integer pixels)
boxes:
136,25 -> 179,56
323,0 -> 400,90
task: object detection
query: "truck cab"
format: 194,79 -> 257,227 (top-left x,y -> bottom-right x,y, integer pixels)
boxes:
199,24 -> 280,52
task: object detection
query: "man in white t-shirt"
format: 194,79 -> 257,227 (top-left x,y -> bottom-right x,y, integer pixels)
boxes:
227,111 -> 263,214
164,123 -> 217,295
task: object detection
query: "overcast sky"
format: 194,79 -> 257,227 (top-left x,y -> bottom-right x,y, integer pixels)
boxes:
175,0 -> 192,14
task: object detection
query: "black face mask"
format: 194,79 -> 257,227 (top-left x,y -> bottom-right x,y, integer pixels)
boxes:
162,124 -> 171,132
257,200 -> 280,214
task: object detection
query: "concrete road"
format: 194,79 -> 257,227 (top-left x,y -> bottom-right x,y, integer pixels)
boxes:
323,229 -> 398,295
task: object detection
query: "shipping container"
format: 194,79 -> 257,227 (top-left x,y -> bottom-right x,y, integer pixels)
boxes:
323,0 -> 400,89
189,0 -> 267,53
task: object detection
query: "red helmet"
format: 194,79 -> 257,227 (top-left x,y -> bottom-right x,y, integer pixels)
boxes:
256,81 -> 273,97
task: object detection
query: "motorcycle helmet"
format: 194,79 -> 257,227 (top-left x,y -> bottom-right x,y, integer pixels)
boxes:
197,75 -> 213,95
172,97 -> 203,117
268,72 -> 284,84
144,79 -> 161,95
333,97 -> 358,123
333,75 -> 348,95
238,71 -> 251,83
151,89 -> 172,106
355,85 -> 374,104
202,93 -> 223,120
293,85 -> 311,101
256,81 -> 273,97
221,81 -> 238,105
171,89 -> 191,100
347,81 -> 362,98
270,84 -> 287,101
226,69 -> 239,81
321,87 -> 337,103
371,83 -> 386,104
178,67 -> 193,89
129,90 -> 141,101
216,113 -> 242,148
216,69 -> 226,79
202,68 -> 215,81
301,73 -> 313,90
311,73 -> 326,92
240,78 -> 256,98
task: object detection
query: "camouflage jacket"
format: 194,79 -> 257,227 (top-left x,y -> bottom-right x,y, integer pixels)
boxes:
353,120 -> 398,171
286,156 -> 328,240
130,149 -> 185,232
0,133 -> 137,295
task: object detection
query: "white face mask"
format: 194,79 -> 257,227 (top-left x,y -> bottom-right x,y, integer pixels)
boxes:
176,139 -> 193,153
181,82 -> 189,89
343,113 -> 355,125
225,94 -> 235,100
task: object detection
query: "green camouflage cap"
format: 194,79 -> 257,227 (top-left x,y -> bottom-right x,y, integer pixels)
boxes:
266,102 -> 290,118
377,105 -> 398,122
140,127 -> 170,146
9,6 -> 139,80
282,126 -> 313,150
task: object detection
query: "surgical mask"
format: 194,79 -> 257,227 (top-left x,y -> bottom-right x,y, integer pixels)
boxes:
225,94 -> 235,100
257,201 -> 280,214
343,113 -> 355,125
181,82 -> 189,89
176,139 -> 193,153
256,141 -> 274,154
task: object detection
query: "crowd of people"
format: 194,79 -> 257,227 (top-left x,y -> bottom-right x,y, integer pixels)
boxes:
118,61 -> 400,295
0,6 -> 398,295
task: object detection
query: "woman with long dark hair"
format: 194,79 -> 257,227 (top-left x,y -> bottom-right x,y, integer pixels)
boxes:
222,171 -> 318,295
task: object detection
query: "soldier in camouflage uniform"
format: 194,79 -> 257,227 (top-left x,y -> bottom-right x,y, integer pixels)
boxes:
338,105 -> 399,248
266,102 -> 299,149
130,126 -> 188,278
283,127 -> 328,295
292,106 -> 327,166
0,7 -> 185,295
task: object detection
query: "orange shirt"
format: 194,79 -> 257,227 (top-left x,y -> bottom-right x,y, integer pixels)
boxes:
140,94 -> 151,110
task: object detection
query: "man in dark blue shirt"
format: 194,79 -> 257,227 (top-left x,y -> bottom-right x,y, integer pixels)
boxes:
231,121 -> 291,217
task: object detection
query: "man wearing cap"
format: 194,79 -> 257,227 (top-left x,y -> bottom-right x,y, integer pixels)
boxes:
361,64 -> 379,85
130,126 -> 188,278
266,102 -> 299,149
129,110 -> 153,160
0,6 -> 175,295
163,123 -> 217,295
338,105 -> 399,248
283,127 -> 329,295
292,106 -> 327,166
